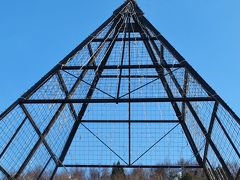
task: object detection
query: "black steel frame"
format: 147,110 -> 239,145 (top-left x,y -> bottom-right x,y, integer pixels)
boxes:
0,0 -> 239,180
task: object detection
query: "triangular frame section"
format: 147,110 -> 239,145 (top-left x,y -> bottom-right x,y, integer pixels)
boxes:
0,1 -> 239,179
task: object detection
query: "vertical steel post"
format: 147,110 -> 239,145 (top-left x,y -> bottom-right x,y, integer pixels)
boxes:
128,16 -> 131,165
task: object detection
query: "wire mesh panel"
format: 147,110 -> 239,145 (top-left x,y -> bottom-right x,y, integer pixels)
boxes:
216,105 -> 240,153
0,106 -> 26,154
130,123 -> 197,166
25,103 -> 61,133
185,106 -> 207,158
0,1 -> 239,179
0,119 -> 39,174
45,106 -> 75,157
22,144 -> 52,178
30,75 -> 66,100
64,122 -> 129,166
131,103 -> 178,121
0,171 -> 5,180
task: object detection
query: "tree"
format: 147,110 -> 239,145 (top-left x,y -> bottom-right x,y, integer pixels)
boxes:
89,168 -> 101,180
54,171 -> 71,180
71,168 -> 85,180
100,168 -> 111,180
180,173 -> 193,180
19,166 -> 44,180
111,161 -> 126,180
177,159 -> 207,180
150,168 -> 167,180
128,168 -> 146,180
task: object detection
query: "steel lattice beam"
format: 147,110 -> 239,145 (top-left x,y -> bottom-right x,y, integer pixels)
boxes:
0,1 -> 239,180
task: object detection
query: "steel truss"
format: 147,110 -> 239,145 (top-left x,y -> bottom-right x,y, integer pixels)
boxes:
0,0 -> 239,179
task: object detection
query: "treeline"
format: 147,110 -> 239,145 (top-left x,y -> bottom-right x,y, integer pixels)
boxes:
11,162 -> 238,180
52,167 -> 206,180
3,161 -> 238,179
17,162 -> 207,180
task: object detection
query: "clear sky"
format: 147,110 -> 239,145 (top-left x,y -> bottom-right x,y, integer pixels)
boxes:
0,0 -> 239,116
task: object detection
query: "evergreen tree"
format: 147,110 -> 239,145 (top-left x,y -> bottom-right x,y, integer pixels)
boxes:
111,161 -> 126,180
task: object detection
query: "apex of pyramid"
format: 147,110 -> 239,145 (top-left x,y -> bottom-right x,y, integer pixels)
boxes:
114,0 -> 143,15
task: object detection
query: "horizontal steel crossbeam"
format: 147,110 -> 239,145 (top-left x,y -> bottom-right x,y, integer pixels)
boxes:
80,120 -> 179,123
92,37 -> 158,42
19,97 -> 214,104
61,64 -> 183,70
100,75 -> 159,78
60,165 -> 202,169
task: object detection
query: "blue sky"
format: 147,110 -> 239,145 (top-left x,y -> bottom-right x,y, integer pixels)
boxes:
0,0 -> 239,116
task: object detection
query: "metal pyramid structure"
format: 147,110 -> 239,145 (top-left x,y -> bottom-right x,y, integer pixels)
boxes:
0,0 -> 239,179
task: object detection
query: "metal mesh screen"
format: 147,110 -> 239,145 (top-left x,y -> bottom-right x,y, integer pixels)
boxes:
0,1 -> 239,179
